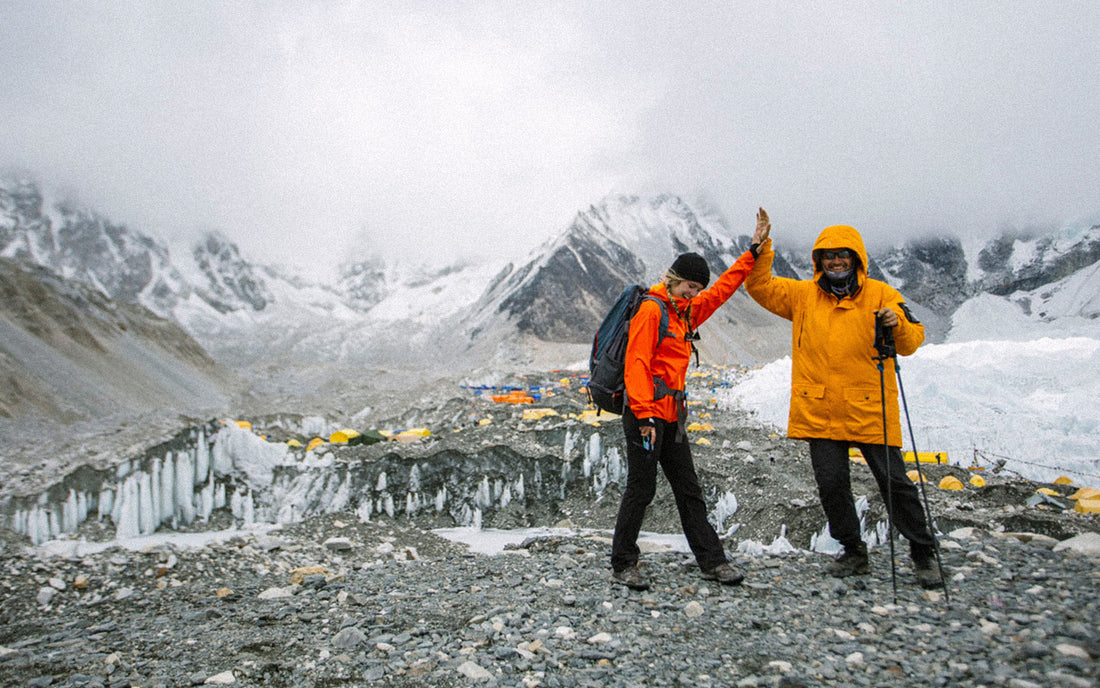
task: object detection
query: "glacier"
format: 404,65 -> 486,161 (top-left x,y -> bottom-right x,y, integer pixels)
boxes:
2,421 -> 637,547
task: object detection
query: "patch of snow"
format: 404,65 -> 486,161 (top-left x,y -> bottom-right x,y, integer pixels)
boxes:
1009,236 -> 1040,272
719,335 -> 1100,485
432,527 -> 692,556
37,523 -> 282,558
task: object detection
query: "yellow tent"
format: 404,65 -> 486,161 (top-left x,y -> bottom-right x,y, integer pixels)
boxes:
306,437 -> 324,452
522,408 -> 559,421
904,451 -> 948,464
234,420 -> 252,430
1053,476 -> 1074,485
329,429 -> 361,444
849,448 -> 948,464
1074,498 -> 1100,514
695,437 -> 712,445
1036,487 -> 1060,496
286,439 -> 303,447
393,428 -> 431,443
906,469 -> 927,483
938,476 -> 964,491
686,422 -> 715,432
969,475 -> 987,487
1069,487 -> 1100,501
581,409 -> 617,424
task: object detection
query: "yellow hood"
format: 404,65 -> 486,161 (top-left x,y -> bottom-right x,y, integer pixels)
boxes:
811,225 -> 869,284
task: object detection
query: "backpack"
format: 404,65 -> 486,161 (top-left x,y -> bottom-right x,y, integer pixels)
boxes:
586,285 -> 670,414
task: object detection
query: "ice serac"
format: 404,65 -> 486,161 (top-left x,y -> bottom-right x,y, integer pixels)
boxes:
2,418 -> 658,545
5,423 -> 255,544
807,495 -> 882,556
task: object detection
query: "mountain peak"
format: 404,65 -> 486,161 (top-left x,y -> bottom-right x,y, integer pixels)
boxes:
191,231 -> 271,313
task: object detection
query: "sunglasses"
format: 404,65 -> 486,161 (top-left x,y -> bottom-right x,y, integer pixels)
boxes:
820,249 -> 853,260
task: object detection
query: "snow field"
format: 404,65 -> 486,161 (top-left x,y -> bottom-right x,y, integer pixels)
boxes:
719,337 -> 1100,486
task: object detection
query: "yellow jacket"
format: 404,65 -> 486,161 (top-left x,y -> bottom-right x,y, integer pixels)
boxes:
745,226 -> 923,446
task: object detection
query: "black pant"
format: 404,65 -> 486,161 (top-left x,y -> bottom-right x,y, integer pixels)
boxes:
611,409 -> 727,571
809,438 -> 934,556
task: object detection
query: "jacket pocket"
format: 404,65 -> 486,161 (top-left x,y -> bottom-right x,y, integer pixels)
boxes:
793,383 -> 825,400
843,386 -> 890,439
789,383 -> 826,436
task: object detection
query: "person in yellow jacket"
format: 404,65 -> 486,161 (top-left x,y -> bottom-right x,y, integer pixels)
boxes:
611,213 -> 770,591
745,209 -> 942,589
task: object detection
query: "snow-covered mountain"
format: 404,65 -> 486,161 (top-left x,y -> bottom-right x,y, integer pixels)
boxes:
876,224 -> 1100,319
190,232 -> 272,313
0,178 -> 193,315
5,174 -> 1100,381
975,224 -> 1100,295
450,194 -> 798,370
0,180 -> 795,376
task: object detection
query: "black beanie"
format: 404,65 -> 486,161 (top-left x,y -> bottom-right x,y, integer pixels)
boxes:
670,252 -> 710,287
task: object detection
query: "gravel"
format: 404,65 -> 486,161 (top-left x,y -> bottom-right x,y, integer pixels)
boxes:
1,368 -> 1097,687
0,517 -> 1097,688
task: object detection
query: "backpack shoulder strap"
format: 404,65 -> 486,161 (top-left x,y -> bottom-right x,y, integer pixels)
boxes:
641,295 -> 670,346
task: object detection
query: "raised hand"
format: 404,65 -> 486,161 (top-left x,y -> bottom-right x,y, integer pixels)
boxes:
753,207 -> 771,245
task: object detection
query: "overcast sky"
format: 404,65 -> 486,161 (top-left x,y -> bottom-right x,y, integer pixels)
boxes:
2,1 -> 1098,271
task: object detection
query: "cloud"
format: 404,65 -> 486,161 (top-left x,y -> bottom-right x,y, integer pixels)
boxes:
2,1 -> 1098,271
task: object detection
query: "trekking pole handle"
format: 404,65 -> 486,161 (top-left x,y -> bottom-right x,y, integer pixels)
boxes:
874,310 -> 896,360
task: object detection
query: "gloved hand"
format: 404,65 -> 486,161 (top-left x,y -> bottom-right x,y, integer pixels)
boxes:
875,308 -> 899,328
751,207 -> 771,256
639,417 -> 656,449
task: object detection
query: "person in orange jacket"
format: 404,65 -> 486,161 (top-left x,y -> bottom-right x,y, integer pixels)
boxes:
610,212 -> 771,591
744,209 -> 942,589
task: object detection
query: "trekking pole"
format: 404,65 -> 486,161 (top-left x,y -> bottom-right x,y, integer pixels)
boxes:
873,315 -> 898,604
894,355 -> 951,603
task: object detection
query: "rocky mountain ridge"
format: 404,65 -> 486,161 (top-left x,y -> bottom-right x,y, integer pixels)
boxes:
876,224 -> 1100,324
0,257 -> 233,424
457,194 -> 800,369
4,175 -> 1100,416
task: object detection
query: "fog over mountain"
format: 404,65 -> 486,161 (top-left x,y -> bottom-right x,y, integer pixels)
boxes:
2,4 -> 1099,274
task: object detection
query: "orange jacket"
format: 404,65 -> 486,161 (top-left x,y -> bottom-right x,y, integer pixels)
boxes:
745,226 -> 924,446
625,250 -> 757,421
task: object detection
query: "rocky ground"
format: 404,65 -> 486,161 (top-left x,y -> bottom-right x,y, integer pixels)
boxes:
1,368 -> 1098,687
1,516 -> 1098,688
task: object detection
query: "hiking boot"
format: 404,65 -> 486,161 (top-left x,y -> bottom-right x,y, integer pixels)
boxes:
701,562 -> 745,586
913,558 -> 943,589
612,565 -> 650,591
826,543 -> 870,578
